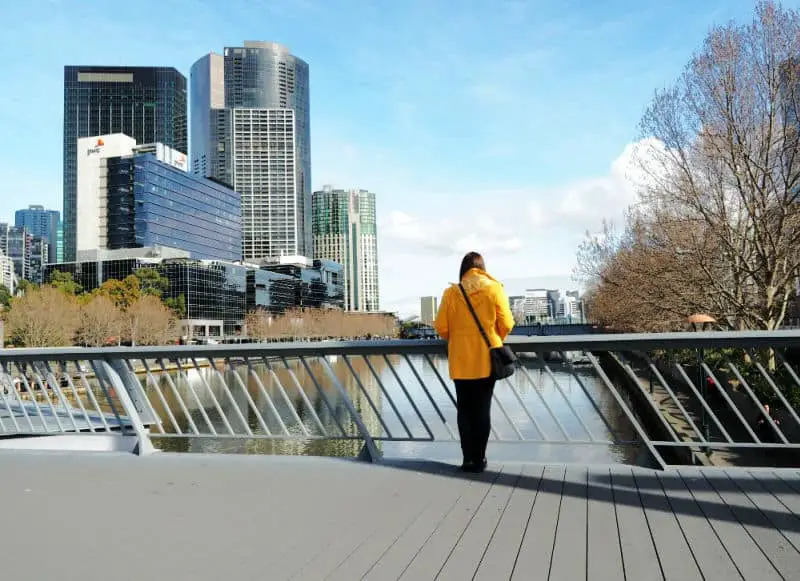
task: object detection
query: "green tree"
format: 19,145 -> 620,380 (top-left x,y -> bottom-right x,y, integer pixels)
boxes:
165,293 -> 186,318
97,276 -> 142,310
16,279 -> 39,296
0,284 -> 10,308
49,271 -> 82,295
136,268 -> 169,297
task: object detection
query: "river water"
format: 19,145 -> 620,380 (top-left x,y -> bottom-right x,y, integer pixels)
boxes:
137,353 -> 645,465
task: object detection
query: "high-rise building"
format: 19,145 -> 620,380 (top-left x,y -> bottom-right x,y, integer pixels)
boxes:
191,41 -> 311,260
312,186 -> 379,312
29,237 -> 49,285
76,133 -> 241,262
420,296 -> 438,326
0,224 -> 32,281
0,250 -> 15,294
63,66 -> 187,261
14,205 -> 60,264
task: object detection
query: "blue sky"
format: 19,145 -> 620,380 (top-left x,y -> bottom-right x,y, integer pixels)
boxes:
0,0 -> 790,316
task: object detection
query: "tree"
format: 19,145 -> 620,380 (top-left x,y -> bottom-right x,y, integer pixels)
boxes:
16,279 -> 38,296
582,1 -> 800,332
97,275 -> 141,310
76,294 -> 122,347
123,295 -> 177,346
165,293 -> 186,318
4,286 -> 79,347
48,271 -> 82,295
0,284 -> 10,309
135,267 -> 169,297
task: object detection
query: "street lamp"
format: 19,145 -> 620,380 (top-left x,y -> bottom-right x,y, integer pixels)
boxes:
688,313 -> 716,443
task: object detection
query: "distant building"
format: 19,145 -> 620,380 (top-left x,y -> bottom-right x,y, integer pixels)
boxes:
15,205 -> 60,264
522,289 -> 550,321
0,224 -> 31,281
63,65 -> 187,262
29,237 -> 49,285
76,133 -> 241,262
312,186 -> 380,311
261,255 -> 345,310
191,41 -> 311,260
420,296 -> 438,326
0,250 -> 15,294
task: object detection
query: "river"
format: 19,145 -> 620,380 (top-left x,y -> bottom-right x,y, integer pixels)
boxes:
140,354 -> 645,465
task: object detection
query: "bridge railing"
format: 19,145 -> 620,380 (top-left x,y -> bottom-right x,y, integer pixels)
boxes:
1,331 -> 799,468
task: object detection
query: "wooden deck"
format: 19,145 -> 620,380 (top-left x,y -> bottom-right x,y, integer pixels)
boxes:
2,451 -> 800,580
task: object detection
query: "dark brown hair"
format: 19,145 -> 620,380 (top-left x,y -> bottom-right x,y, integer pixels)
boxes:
459,251 -> 486,280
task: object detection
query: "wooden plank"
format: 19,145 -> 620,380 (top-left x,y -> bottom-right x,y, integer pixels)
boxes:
473,464 -> 545,581
549,466 -> 588,581
632,469 -> 703,581
294,463 -> 458,580
397,467 -> 505,580
654,470 -> 742,581
586,467 -> 624,581
510,465 -> 566,580
753,471 -> 800,517
701,470 -> 800,581
680,471 -> 782,580
436,465 -> 523,580
611,466 -> 663,581
325,463 -> 473,581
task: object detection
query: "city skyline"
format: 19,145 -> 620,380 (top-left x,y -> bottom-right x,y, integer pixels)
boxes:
0,0 -> 792,317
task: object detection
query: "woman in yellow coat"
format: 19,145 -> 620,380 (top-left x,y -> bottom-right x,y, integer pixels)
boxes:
434,252 -> 514,472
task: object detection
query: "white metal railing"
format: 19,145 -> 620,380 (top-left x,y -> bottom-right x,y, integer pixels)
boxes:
1,331 -> 799,467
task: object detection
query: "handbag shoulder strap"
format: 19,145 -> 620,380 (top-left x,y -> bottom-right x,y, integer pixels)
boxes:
458,283 -> 491,348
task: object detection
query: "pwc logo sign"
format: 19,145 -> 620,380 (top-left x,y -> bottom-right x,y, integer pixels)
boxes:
86,138 -> 105,156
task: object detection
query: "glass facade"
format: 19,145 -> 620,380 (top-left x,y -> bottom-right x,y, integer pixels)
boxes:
264,259 -> 344,309
105,153 -> 242,261
45,258 -> 247,335
193,41 -> 311,259
246,269 -> 297,313
14,205 -> 60,264
29,237 -> 49,284
0,224 -> 31,280
63,66 -> 187,261
312,187 -> 380,311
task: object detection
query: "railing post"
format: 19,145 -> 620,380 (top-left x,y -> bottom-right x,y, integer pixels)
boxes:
95,360 -> 156,456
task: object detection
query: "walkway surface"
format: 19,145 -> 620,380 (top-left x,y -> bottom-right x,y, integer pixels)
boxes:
3,451 -> 800,580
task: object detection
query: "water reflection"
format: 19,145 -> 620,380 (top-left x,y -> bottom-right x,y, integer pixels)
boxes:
142,355 -> 645,465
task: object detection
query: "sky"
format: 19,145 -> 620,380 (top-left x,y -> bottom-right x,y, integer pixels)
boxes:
0,0 -> 791,317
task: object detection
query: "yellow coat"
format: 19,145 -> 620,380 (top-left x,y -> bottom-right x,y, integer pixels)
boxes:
433,268 -> 515,380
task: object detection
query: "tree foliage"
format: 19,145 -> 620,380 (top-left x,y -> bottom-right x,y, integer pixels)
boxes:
576,1 -> 800,332
246,308 -> 399,341
0,284 -> 10,309
4,286 -> 79,347
75,294 -> 122,347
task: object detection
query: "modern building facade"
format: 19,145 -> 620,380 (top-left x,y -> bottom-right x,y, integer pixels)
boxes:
63,66 -> 187,261
191,41 -> 311,259
0,224 -> 32,281
29,237 -> 49,285
262,256 -> 344,310
312,186 -> 379,312
190,53 -> 224,178
420,296 -> 438,326
0,250 -> 15,294
76,133 -> 241,262
14,205 -> 60,264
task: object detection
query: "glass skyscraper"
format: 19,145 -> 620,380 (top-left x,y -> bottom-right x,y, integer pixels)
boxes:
190,41 -> 311,260
105,152 -> 242,262
63,66 -> 187,261
14,205 -> 60,264
312,186 -> 380,312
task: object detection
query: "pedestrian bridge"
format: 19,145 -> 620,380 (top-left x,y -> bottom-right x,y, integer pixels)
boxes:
2,332 -> 800,580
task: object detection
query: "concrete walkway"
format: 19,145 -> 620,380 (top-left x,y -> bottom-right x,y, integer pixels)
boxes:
3,451 -> 800,580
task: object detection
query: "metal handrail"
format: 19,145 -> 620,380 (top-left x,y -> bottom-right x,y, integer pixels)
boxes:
0,331 -> 798,467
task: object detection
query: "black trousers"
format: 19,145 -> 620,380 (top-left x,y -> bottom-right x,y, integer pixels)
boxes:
455,377 -> 496,463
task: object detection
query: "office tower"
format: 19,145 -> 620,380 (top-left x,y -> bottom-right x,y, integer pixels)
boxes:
0,224 -> 32,281
63,66 -> 187,261
420,296 -> 438,326
312,186 -> 379,311
75,133 -> 241,262
191,41 -> 311,260
0,250 -> 15,294
29,237 -> 49,285
190,53 -> 224,177
15,205 -> 60,264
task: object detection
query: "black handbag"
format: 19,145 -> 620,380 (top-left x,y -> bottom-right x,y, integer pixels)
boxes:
458,283 -> 518,380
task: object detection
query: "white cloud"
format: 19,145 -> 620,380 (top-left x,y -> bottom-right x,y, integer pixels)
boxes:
375,139 -> 659,316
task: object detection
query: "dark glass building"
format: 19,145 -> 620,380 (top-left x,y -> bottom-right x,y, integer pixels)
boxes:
246,269 -> 297,313
263,259 -> 344,309
15,205 -> 60,264
63,66 -> 187,261
105,152 -> 241,261
44,258 -> 247,335
0,224 -> 31,280
29,237 -> 49,285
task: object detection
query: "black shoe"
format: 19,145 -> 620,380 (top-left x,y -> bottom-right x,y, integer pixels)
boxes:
462,458 -> 487,473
